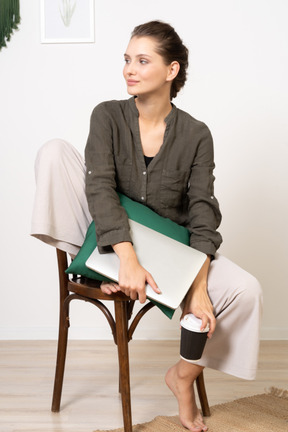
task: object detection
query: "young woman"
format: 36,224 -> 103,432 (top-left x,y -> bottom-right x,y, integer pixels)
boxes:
31,21 -> 263,432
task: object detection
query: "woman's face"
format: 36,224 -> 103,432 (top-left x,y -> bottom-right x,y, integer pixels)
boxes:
123,36 -> 172,97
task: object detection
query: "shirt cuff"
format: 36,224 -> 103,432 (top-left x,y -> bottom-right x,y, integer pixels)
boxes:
190,240 -> 217,259
97,228 -> 132,253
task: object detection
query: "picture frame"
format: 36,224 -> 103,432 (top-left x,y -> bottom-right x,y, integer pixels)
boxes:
40,0 -> 94,44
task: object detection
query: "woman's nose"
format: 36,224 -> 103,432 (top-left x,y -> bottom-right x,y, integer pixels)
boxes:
126,61 -> 136,75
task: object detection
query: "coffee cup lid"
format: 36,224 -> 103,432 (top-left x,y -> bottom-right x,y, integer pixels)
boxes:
180,313 -> 209,333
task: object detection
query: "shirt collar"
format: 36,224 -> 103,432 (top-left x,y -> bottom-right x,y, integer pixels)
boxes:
128,96 -> 177,125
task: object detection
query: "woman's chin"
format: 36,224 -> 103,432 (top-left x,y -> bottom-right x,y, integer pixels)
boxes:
126,88 -> 138,96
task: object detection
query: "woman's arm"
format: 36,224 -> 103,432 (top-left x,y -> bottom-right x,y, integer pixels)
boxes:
186,124 -> 222,258
85,104 -> 160,300
182,125 -> 221,336
181,255 -> 215,338
85,103 -> 132,251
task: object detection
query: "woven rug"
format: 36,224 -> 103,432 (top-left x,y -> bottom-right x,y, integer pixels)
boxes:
94,388 -> 288,432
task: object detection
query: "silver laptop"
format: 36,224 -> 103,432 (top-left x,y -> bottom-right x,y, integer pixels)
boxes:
85,219 -> 207,310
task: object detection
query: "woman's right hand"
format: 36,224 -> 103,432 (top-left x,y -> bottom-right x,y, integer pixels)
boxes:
112,241 -> 160,303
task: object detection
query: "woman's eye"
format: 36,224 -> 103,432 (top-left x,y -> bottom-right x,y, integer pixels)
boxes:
140,59 -> 148,64
124,58 -> 130,64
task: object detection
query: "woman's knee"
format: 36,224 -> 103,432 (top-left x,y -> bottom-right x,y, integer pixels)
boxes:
240,274 -> 263,310
34,139 -> 78,178
36,139 -> 71,164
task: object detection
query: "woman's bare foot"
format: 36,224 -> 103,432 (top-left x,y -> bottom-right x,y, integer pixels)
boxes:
100,281 -> 121,295
165,361 -> 208,431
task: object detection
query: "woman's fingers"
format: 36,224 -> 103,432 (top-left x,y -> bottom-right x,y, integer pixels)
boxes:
123,272 -> 159,303
208,314 -> 216,337
137,286 -> 146,303
119,279 -> 146,303
201,313 -> 216,338
146,272 -> 161,294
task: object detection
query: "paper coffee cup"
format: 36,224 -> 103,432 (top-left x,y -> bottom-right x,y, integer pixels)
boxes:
180,314 -> 209,362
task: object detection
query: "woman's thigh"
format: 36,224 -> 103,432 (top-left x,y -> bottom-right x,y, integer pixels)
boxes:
207,253 -> 263,319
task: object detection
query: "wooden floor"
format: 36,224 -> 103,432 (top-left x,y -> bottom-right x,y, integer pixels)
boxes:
0,340 -> 287,432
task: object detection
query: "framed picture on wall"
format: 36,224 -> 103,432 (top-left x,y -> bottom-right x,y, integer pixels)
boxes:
41,0 -> 94,43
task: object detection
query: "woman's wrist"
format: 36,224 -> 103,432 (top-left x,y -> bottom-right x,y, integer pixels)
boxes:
112,241 -> 138,263
190,255 -> 211,291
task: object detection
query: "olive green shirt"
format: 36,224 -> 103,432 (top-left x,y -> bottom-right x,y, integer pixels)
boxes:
85,97 -> 222,257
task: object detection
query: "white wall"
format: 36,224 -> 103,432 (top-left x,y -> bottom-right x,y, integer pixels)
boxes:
0,0 -> 287,340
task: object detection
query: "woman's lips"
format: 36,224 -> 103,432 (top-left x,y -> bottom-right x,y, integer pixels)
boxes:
127,80 -> 139,86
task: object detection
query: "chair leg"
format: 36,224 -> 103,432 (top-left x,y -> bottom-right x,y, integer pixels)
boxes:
51,300 -> 69,412
196,371 -> 211,417
115,301 -> 132,432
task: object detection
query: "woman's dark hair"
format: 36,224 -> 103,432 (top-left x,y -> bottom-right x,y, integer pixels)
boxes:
131,20 -> 189,100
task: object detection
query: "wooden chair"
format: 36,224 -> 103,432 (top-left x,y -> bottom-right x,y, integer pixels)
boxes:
51,248 -> 211,432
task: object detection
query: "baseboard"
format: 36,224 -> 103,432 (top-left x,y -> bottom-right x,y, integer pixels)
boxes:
0,326 -> 180,340
260,327 -> 288,340
1,326 -> 287,340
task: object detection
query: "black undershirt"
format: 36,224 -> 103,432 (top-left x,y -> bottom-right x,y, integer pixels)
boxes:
144,155 -> 153,167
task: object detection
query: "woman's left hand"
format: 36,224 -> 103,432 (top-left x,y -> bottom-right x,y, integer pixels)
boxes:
181,256 -> 216,338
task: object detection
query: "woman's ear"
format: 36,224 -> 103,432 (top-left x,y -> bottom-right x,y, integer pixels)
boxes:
166,61 -> 180,82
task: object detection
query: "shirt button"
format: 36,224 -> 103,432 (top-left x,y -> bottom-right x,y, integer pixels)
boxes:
141,196 -> 145,201
143,171 -> 146,175
88,171 -> 92,175
211,196 -> 214,199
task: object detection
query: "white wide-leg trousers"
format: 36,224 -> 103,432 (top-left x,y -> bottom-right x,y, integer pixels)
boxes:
31,139 -> 263,380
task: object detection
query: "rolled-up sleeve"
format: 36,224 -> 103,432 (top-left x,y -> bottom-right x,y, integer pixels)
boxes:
85,103 -> 132,252
186,123 -> 222,257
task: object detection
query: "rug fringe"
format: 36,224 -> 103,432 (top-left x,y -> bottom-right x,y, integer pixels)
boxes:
266,386 -> 288,399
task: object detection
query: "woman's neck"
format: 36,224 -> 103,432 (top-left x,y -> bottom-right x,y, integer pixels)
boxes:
135,95 -> 172,125
135,95 -> 172,157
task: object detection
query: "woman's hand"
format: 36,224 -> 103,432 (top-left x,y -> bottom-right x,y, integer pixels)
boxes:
181,256 -> 216,338
112,241 -> 160,303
